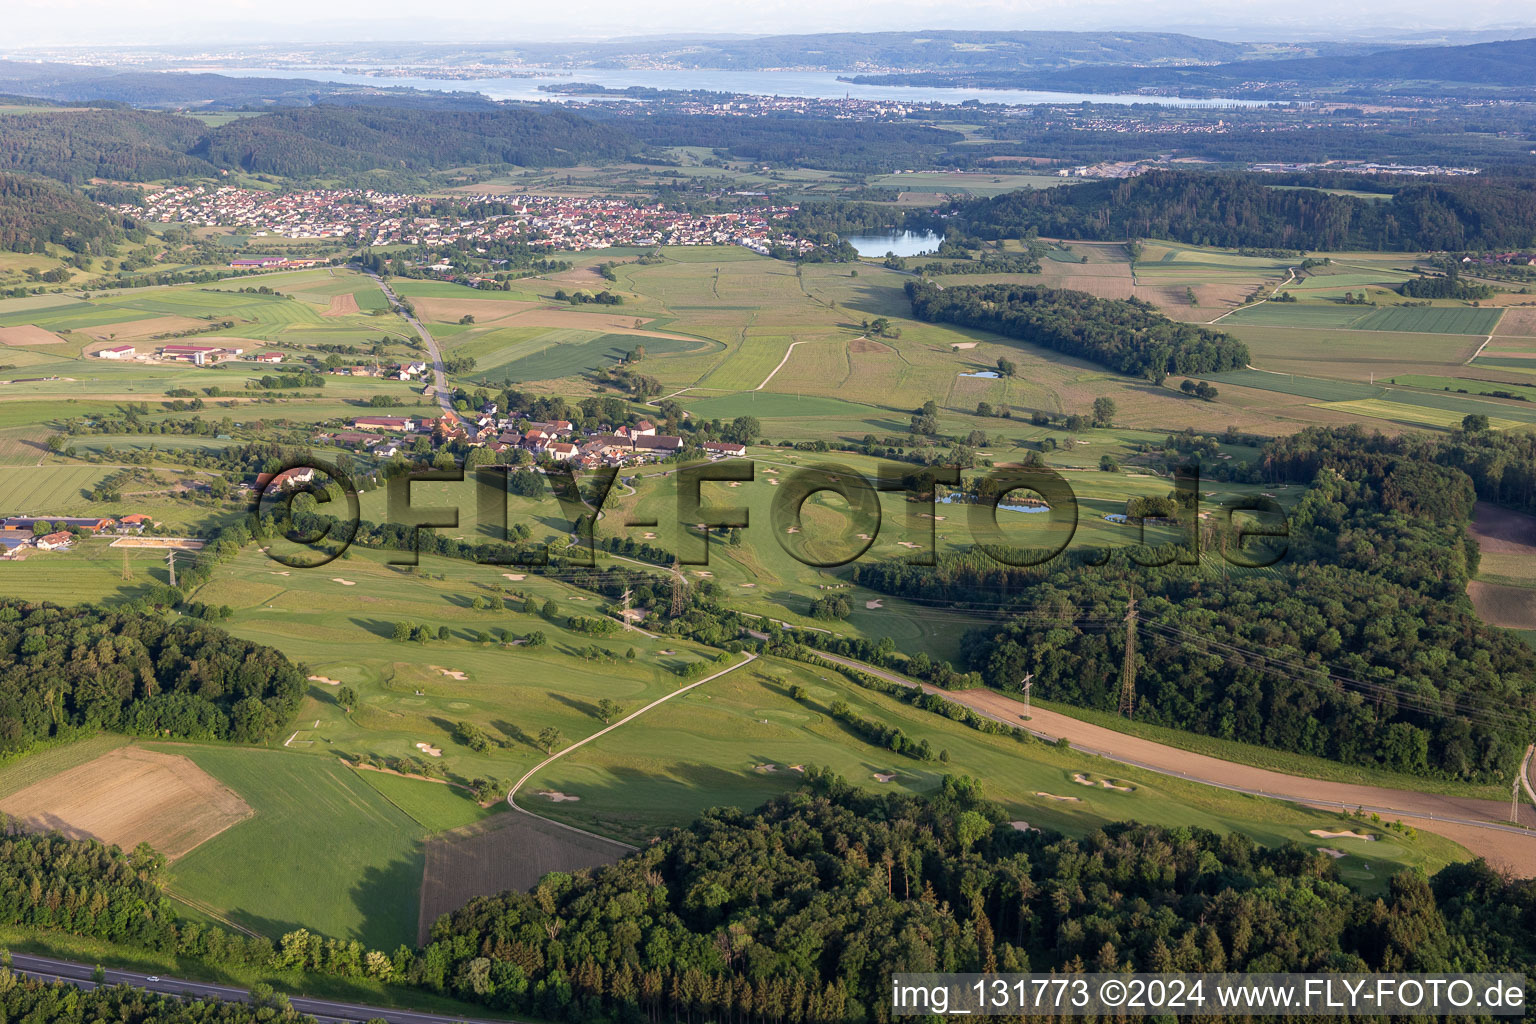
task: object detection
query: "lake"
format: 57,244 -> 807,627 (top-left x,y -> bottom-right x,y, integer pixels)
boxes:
216,66 -> 1277,108
845,230 -> 943,258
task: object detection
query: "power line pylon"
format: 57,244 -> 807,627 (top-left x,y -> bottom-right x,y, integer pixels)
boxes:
1118,592 -> 1137,718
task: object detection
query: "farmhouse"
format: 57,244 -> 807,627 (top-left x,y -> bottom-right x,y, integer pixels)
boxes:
160,344 -> 243,365
254,467 -> 317,492
253,352 -> 285,363
352,416 -> 416,432
95,345 -> 136,360
635,434 -> 684,452
702,441 -> 747,458
34,531 -> 74,551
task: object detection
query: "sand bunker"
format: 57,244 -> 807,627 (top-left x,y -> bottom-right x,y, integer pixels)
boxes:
873,772 -> 897,783
436,668 -> 468,681
1010,821 -> 1037,832
1310,829 -> 1376,841
1318,847 -> 1346,859
951,342 -> 978,350
754,763 -> 778,773
501,573 -> 526,581
538,790 -> 581,802
865,599 -> 883,609
740,582 -> 756,588
1035,792 -> 1082,802
1099,779 -> 1134,791
308,675 -> 342,686
789,765 -> 805,773
1072,773 -> 1095,787
270,571 -> 291,576
332,578 -> 356,586
415,742 -> 443,757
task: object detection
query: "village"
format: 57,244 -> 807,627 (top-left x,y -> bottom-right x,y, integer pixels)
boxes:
316,411 -> 746,469
110,186 -> 814,254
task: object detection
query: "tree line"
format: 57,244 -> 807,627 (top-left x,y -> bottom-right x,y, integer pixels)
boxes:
929,170 -> 1536,252
905,279 -> 1249,380
0,599 -> 305,754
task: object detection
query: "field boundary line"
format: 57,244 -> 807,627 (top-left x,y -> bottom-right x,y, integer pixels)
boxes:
506,651 -> 759,843
1466,334 -> 1494,365
1209,266 -> 1295,324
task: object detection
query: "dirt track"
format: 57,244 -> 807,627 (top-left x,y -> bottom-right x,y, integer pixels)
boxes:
806,650 -> 1536,872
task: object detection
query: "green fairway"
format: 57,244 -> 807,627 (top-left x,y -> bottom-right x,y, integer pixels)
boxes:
525,655 -> 1465,892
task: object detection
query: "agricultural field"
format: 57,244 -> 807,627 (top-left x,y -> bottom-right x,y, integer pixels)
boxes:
0,746 -> 251,860
1223,301 -> 1503,335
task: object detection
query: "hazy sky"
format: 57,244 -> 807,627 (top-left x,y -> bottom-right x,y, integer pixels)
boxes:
5,0 -> 1535,47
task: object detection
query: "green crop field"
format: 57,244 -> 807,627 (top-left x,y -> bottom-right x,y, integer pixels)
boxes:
1224,302 -> 1502,335
161,744 -> 426,948
1315,398 -> 1524,431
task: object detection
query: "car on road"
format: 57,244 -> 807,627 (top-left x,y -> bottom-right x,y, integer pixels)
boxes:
146,977 -> 159,983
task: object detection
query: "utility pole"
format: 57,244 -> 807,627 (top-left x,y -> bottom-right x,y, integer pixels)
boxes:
620,588 -> 632,632
1020,673 -> 1034,718
1513,773 -> 1522,826
1118,592 -> 1137,718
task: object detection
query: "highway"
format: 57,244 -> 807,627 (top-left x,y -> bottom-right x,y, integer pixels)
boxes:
5,952 -> 522,1024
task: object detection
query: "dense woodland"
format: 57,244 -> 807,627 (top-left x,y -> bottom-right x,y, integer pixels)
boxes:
0,172 -> 128,253
14,778 -> 1536,1024
937,170 -> 1536,251
855,425 -> 1536,781
0,601 -> 305,753
419,778 -> 1536,1023
905,280 -> 1249,379
0,975 -> 314,1024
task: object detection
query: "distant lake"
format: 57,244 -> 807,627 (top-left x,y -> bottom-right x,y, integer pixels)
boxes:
214,66 -> 1276,108
845,230 -> 942,258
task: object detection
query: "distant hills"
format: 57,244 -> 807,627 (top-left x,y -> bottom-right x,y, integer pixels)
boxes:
0,105 -> 636,183
847,36 -> 1536,96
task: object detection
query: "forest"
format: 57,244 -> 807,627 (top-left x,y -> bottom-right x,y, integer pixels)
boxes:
905,279 -> 1249,379
935,170 -> 1536,251
0,600 -> 305,753
14,776 -> 1536,1024
0,172 -> 129,253
0,975 -> 315,1024
416,776 -> 1536,1023
853,425 -> 1536,781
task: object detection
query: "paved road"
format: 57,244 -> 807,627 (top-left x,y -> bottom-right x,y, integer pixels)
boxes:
6,952 -> 520,1024
364,271 -> 463,428
782,643 -> 1536,871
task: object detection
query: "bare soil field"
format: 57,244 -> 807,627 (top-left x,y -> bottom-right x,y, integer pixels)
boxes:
410,297 -> 536,324
0,325 -> 65,346
418,810 -> 629,942
1493,307 -> 1536,338
849,337 -> 893,355
1467,581 -> 1536,631
0,746 -> 252,859
320,293 -> 359,317
1469,502 -> 1536,556
82,316 -> 207,341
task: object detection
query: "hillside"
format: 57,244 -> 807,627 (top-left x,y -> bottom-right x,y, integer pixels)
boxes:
0,104 -> 637,185
0,171 -> 127,253
850,35 -> 1536,95
937,170 -> 1536,251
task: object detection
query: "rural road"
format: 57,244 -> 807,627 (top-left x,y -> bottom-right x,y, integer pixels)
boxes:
364,270 -> 463,427
785,644 -> 1536,871
4,952 -> 524,1024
